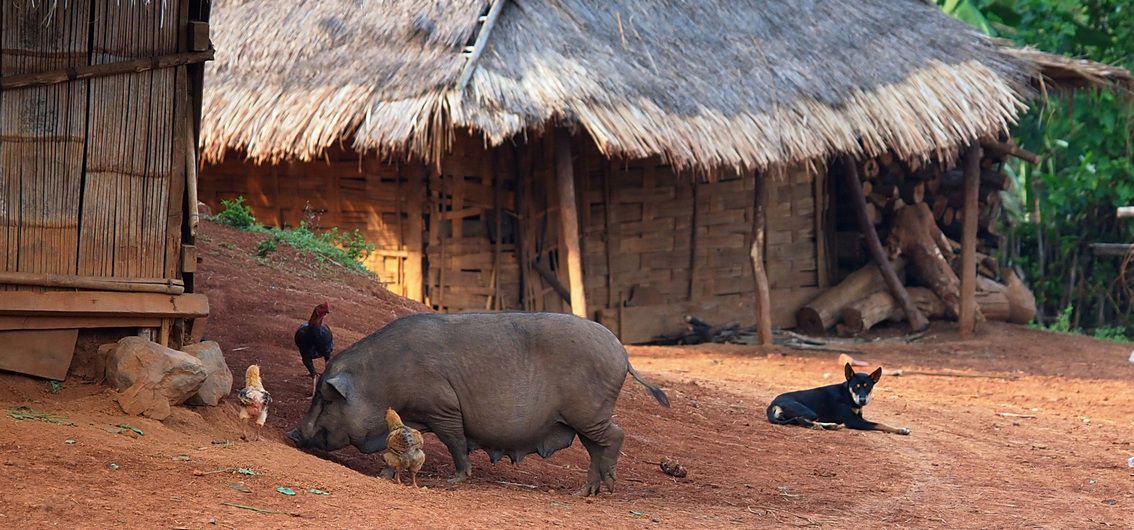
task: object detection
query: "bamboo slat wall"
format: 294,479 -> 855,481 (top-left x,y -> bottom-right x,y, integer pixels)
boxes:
1,1 -> 186,288
199,148 -> 425,300
200,130 -> 823,340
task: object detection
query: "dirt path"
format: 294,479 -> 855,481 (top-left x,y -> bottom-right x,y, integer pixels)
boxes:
1,222 -> 1131,528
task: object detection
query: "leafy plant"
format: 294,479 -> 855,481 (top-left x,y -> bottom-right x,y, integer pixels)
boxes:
255,237 -> 279,258
214,196 -> 257,229
938,0 -> 1134,333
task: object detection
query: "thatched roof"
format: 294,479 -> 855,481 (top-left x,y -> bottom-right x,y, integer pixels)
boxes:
201,0 -> 1132,171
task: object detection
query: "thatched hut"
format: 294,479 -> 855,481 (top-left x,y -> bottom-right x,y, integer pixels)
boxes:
199,0 -> 1130,342
0,1 -> 213,378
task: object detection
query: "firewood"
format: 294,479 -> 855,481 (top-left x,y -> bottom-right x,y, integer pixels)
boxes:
796,258 -> 907,334
862,181 -> 873,197
865,203 -> 882,225
975,277 -> 1011,321
980,138 -> 1041,165
943,207 -> 955,225
932,196 -> 949,220
879,152 -> 895,166
888,202 -> 974,320
1002,268 -> 1037,324
841,287 -> 947,335
899,181 -> 925,205
862,159 -> 880,179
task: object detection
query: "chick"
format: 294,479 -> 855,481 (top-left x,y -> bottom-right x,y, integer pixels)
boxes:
383,408 -> 425,487
237,364 -> 271,441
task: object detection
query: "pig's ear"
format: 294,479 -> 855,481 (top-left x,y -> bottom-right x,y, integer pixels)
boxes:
325,374 -> 354,401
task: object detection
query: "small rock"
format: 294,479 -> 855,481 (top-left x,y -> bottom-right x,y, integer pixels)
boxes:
1127,456 -> 1134,468
1103,499 -> 1118,506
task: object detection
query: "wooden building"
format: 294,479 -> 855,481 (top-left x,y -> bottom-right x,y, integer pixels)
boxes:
0,1 -> 212,379
199,0 -> 1129,343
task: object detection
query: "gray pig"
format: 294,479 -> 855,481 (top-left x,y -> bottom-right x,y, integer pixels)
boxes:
286,312 -> 669,496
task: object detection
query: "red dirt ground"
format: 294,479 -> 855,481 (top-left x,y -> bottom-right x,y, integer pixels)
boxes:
1,220 -> 1132,529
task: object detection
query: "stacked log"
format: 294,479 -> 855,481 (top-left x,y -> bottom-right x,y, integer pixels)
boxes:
802,143 -> 1039,336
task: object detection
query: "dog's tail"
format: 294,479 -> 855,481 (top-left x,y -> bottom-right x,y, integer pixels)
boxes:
628,364 -> 670,407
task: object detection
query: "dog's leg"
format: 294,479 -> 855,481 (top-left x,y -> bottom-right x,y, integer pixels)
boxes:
845,416 -> 910,435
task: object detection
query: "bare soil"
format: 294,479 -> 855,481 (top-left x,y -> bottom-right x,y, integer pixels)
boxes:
1,221 -> 1132,529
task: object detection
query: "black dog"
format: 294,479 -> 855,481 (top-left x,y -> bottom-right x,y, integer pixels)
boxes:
766,363 -> 910,435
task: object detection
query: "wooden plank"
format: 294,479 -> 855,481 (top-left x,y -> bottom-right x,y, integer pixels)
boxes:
0,329 -> 79,380
959,144 -> 982,338
0,291 -> 209,318
0,316 -> 162,331
403,163 -> 425,302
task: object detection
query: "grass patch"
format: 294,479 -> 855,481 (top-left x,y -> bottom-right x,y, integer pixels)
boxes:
1029,305 -> 1130,343
209,196 -> 375,274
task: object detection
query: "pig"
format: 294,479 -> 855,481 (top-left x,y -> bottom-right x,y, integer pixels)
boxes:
286,311 -> 669,496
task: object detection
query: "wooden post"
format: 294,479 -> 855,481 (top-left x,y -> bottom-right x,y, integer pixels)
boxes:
750,170 -> 773,345
959,143 -> 982,338
841,157 -> 929,332
512,143 -> 529,310
555,128 -> 587,318
403,164 -> 425,303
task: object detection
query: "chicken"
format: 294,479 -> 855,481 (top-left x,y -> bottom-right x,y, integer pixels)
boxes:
237,364 -> 272,441
294,302 -> 334,398
383,408 -> 425,487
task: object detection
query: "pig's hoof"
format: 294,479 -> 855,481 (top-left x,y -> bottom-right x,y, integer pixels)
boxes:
447,470 -> 470,484
574,482 -> 602,497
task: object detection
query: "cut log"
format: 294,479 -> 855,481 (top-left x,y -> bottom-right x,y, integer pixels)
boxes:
932,196 -> 949,220
796,258 -> 907,334
1003,268 -> 1037,324
841,287 -> 947,335
899,180 -> 925,205
840,157 -> 928,332
862,181 -> 873,197
975,277 -> 1011,322
980,138 -> 1041,165
865,203 -> 882,225
889,202 -> 971,320
862,159 -> 880,179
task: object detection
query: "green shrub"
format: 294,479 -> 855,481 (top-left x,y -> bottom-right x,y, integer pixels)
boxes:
215,196 -> 257,229
255,237 -> 279,258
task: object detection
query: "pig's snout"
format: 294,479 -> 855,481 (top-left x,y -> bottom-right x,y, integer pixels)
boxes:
285,429 -> 303,446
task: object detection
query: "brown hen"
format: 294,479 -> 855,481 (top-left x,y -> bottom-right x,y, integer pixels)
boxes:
383,408 -> 425,487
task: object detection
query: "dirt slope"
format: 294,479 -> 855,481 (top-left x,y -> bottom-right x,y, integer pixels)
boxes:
1,221 -> 1132,529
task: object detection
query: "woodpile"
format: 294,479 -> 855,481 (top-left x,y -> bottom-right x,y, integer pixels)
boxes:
799,143 -> 1038,335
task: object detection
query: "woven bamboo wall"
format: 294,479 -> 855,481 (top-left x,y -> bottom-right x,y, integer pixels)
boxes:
0,1 -> 185,285
198,148 -> 424,300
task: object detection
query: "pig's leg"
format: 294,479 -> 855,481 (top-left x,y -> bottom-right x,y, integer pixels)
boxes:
431,420 -> 472,483
573,420 -> 624,497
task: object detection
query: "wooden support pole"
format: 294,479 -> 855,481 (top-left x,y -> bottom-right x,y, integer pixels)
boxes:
555,128 -> 588,318
750,171 -> 773,346
841,157 -> 929,332
959,143 -> 982,338
512,143 -> 529,310
403,164 -> 425,303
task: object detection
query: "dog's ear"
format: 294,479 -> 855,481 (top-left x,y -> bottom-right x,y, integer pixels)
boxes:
869,367 -> 882,383
844,362 -> 855,381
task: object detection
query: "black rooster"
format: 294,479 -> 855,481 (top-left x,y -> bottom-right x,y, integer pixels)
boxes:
295,302 -> 333,397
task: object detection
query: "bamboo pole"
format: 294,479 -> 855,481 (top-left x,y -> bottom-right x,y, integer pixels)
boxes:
959,143 -> 983,338
0,50 -> 213,91
750,170 -> 773,346
555,128 -> 587,318
841,157 -> 929,332
0,271 -> 184,294
456,0 -> 506,92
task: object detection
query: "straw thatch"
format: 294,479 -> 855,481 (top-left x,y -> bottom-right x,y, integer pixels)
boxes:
201,0 -> 1132,171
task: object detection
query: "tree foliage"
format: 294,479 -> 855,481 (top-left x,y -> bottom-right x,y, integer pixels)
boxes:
937,0 -> 1134,333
